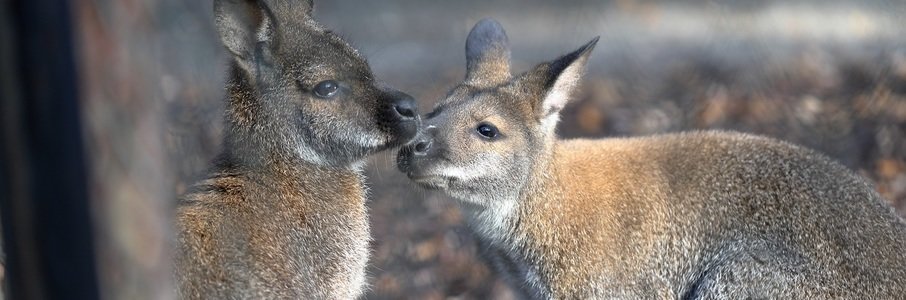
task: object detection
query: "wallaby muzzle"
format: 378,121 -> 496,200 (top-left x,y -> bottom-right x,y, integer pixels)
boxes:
378,88 -> 420,145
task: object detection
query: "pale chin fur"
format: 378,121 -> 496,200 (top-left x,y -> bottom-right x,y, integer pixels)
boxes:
457,192 -> 519,246
349,131 -> 386,149
433,153 -> 501,182
424,165 -> 517,242
436,165 -> 488,182
294,131 -> 385,170
409,161 -> 491,190
295,139 -> 330,166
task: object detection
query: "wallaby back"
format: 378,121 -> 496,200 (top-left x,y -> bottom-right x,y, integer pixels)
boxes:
398,19 -> 906,298
175,0 -> 419,298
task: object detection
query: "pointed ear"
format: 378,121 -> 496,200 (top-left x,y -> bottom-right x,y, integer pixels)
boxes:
526,37 -> 598,127
464,18 -> 511,87
213,0 -> 283,72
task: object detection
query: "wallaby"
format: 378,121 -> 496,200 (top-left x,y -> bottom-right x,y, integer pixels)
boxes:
398,18 -> 906,299
174,0 -> 420,298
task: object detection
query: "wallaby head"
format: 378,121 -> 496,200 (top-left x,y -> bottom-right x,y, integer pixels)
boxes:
398,18 -> 597,208
216,0 -> 419,169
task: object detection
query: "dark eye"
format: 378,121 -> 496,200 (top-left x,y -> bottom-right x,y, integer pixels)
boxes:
476,123 -> 499,139
313,80 -> 340,98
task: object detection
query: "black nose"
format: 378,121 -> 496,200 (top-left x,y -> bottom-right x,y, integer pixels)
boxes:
392,93 -> 417,121
412,136 -> 432,156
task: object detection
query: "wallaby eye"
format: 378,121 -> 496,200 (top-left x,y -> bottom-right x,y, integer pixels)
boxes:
476,122 -> 499,139
313,80 -> 340,98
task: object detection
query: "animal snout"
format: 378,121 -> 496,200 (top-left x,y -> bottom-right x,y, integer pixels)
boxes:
390,93 -> 418,121
380,89 -> 420,144
397,132 -> 433,174
410,134 -> 432,156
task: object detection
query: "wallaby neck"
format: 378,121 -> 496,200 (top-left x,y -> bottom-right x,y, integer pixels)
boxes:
461,136 -> 560,246
513,140 -> 563,233
214,148 -> 366,199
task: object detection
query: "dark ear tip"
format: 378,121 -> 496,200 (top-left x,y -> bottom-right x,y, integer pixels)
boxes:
466,17 -> 510,61
579,36 -> 600,54
468,17 -> 508,42
475,18 -> 504,30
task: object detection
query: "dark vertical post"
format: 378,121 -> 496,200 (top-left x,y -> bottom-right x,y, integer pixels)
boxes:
0,0 -> 101,299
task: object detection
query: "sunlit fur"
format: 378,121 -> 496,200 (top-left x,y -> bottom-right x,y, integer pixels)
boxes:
175,0 -> 418,298
399,19 -> 906,299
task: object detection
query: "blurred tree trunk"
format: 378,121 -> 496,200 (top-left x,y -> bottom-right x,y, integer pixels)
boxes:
2,1 -> 100,299
74,0 -> 175,298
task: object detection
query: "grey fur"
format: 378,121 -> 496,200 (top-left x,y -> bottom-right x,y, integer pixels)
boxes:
399,19 -> 906,299
465,18 -> 512,87
175,0 -> 418,298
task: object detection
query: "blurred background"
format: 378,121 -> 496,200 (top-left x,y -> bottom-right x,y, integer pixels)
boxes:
9,0 -> 906,299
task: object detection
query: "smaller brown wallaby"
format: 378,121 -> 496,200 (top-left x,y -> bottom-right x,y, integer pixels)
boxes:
398,18 -> 906,299
174,0 -> 419,298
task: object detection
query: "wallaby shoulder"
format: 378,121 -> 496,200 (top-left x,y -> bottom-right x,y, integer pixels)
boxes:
514,130 -> 906,297
175,159 -> 369,299
546,130 -> 902,245
551,130 -> 850,192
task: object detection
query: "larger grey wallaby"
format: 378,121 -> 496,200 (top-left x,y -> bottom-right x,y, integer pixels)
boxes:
174,0 -> 420,298
398,18 -> 906,299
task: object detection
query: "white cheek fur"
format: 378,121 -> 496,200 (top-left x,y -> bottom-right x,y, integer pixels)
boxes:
437,165 -> 487,181
436,151 -> 504,182
295,139 -> 328,166
350,131 -> 385,148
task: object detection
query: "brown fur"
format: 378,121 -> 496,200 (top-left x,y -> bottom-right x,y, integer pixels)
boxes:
175,0 -> 418,298
176,160 -> 370,299
399,19 -> 906,298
